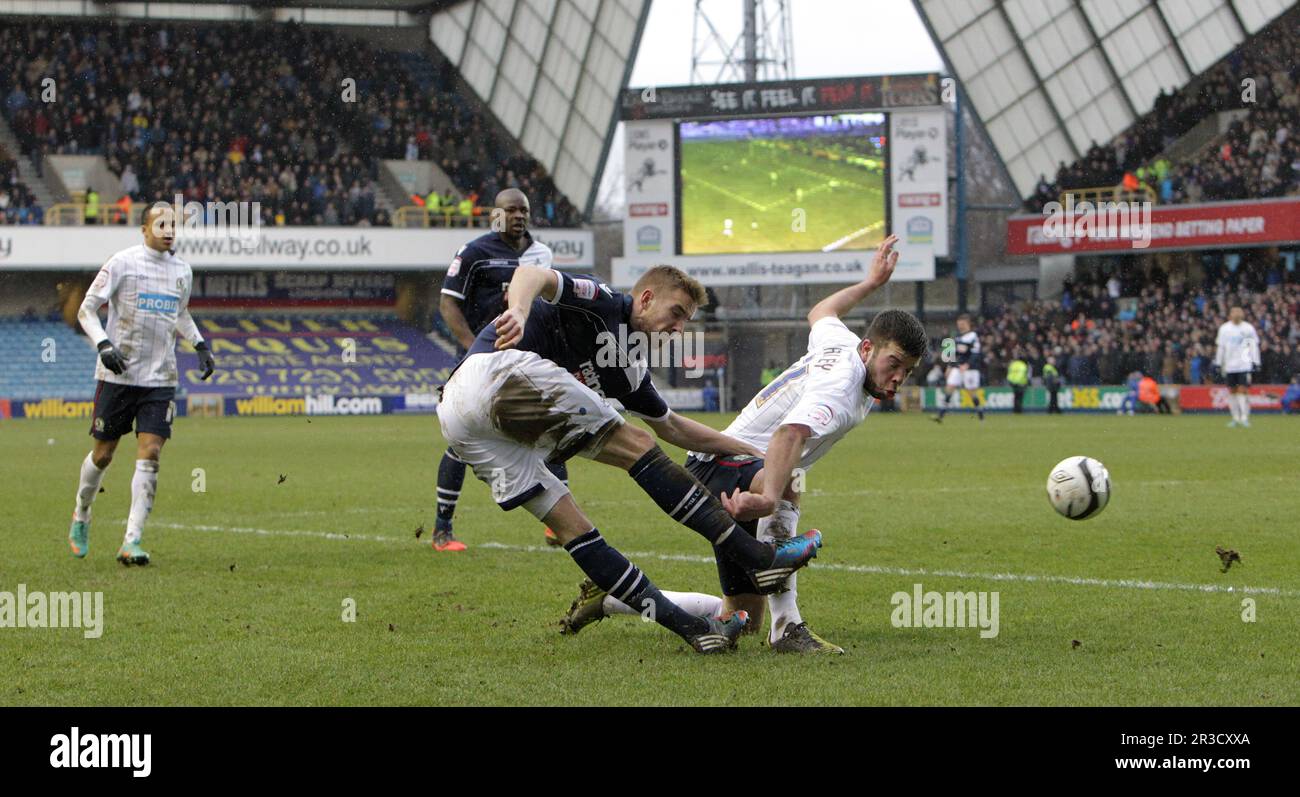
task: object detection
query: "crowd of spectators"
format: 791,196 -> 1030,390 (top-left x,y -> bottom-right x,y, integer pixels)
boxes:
0,153 -> 42,224
931,258 -> 1300,389
0,19 -> 580,227
1026,7 -> 1299,211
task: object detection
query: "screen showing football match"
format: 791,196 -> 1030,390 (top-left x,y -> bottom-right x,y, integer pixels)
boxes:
678,112 -> 887,255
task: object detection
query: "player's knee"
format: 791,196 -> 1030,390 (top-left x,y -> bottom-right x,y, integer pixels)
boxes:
139,442 -> 163,462
92,451 -> 113,469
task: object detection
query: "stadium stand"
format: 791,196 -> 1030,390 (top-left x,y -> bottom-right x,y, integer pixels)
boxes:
0,311 -> 457,404
1025,5 -> 1300,212
0,151 -> 42,224
0,19 -> 579,226
955,265 -> 1300,389
0,316 -> 97,399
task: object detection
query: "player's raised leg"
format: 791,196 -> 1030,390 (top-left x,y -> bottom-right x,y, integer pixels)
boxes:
592,422 -> 821,590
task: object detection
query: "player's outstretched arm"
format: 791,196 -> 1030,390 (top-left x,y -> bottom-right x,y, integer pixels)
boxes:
758,423 -> 808,509
807,233 -> 899,326
644,412 -> 763,458
495,266 -> 559,349
718,422 -> 809,521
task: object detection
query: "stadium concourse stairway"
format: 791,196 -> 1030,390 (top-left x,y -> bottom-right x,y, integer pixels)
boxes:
0,314 -> 457,419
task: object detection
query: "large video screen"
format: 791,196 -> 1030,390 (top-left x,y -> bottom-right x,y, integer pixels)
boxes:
679,112 -> 887,255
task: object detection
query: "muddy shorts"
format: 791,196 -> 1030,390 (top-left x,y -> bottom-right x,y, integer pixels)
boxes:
438,349 -> 624,520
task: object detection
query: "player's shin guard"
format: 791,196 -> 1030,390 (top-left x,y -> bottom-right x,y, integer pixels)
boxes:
628,446 -> 776,570
435,449 -> 466,530
564,530 -> 709,638
124,459 -> 158,545
74,452 -> 107,522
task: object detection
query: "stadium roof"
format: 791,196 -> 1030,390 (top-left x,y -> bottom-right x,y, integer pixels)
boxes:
914,0 -> 1295,198
429,0 -> 651,217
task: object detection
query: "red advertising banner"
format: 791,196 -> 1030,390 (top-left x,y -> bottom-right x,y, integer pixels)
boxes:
1006,198 -> 1300,255
1177,384 -> 1292,412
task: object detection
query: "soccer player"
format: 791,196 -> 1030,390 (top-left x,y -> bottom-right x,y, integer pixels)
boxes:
935,314 -> 983,421
437,264 -> 822,652
67,203 -> 215,565
559,236 -> 927,653
1216,305 -> 1260,428
433,188 -> 566,551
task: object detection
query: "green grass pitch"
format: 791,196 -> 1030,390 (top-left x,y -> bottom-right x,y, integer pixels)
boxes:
3,412 -> 1297,706
680,139 -> 886,254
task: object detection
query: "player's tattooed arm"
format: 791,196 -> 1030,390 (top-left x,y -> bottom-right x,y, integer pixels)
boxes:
439,294 -> 476,349
644,412 -> 764,458
495,266 -> 559,349
807,233 -> 899,326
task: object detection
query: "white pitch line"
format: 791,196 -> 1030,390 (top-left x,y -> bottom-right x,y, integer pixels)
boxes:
147,521 -> 1299,598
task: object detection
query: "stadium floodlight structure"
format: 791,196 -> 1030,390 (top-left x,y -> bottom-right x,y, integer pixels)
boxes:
691,0 -> 794,84
912,0 -> 1296,199
429,0 -> 652,220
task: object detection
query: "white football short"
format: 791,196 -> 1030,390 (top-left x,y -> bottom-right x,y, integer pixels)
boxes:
438,349 -> 624,520
961,367 -> 981,390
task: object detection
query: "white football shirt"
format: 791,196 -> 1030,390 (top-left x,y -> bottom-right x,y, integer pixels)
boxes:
78,244 -> 202,387
1214,321 -> 1260,374
695,316 -> 875,470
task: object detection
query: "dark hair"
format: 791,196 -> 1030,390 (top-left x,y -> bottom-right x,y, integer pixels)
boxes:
866,309 -> 927,359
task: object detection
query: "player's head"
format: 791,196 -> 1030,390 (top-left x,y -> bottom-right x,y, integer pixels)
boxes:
630,265 -> 707,335
142,201 -> 176,252
1229,305 -> 1244,323
857,309 -> 930,400
860,309 -> 926,401
491,188 -> 530,241
956,314 -> 972,334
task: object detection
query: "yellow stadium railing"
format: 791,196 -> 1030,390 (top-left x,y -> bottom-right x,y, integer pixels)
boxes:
393,206 -> 489,228
1061,183 -> 1157,206
45,201 -> 144,226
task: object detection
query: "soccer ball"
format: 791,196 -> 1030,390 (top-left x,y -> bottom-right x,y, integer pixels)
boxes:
1046,456 -> 1111,520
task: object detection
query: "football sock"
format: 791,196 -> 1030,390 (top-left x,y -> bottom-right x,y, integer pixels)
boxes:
604,590 -> 723,619
758,501 -> 804,643
124,459 -> 158,545
74,452 -> 107,523
435,449 -> 466,529
564,529 -> 708,638
628,446 -> 776,571
1239,393 -> 1251,423
1228,394 -> 1241,423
